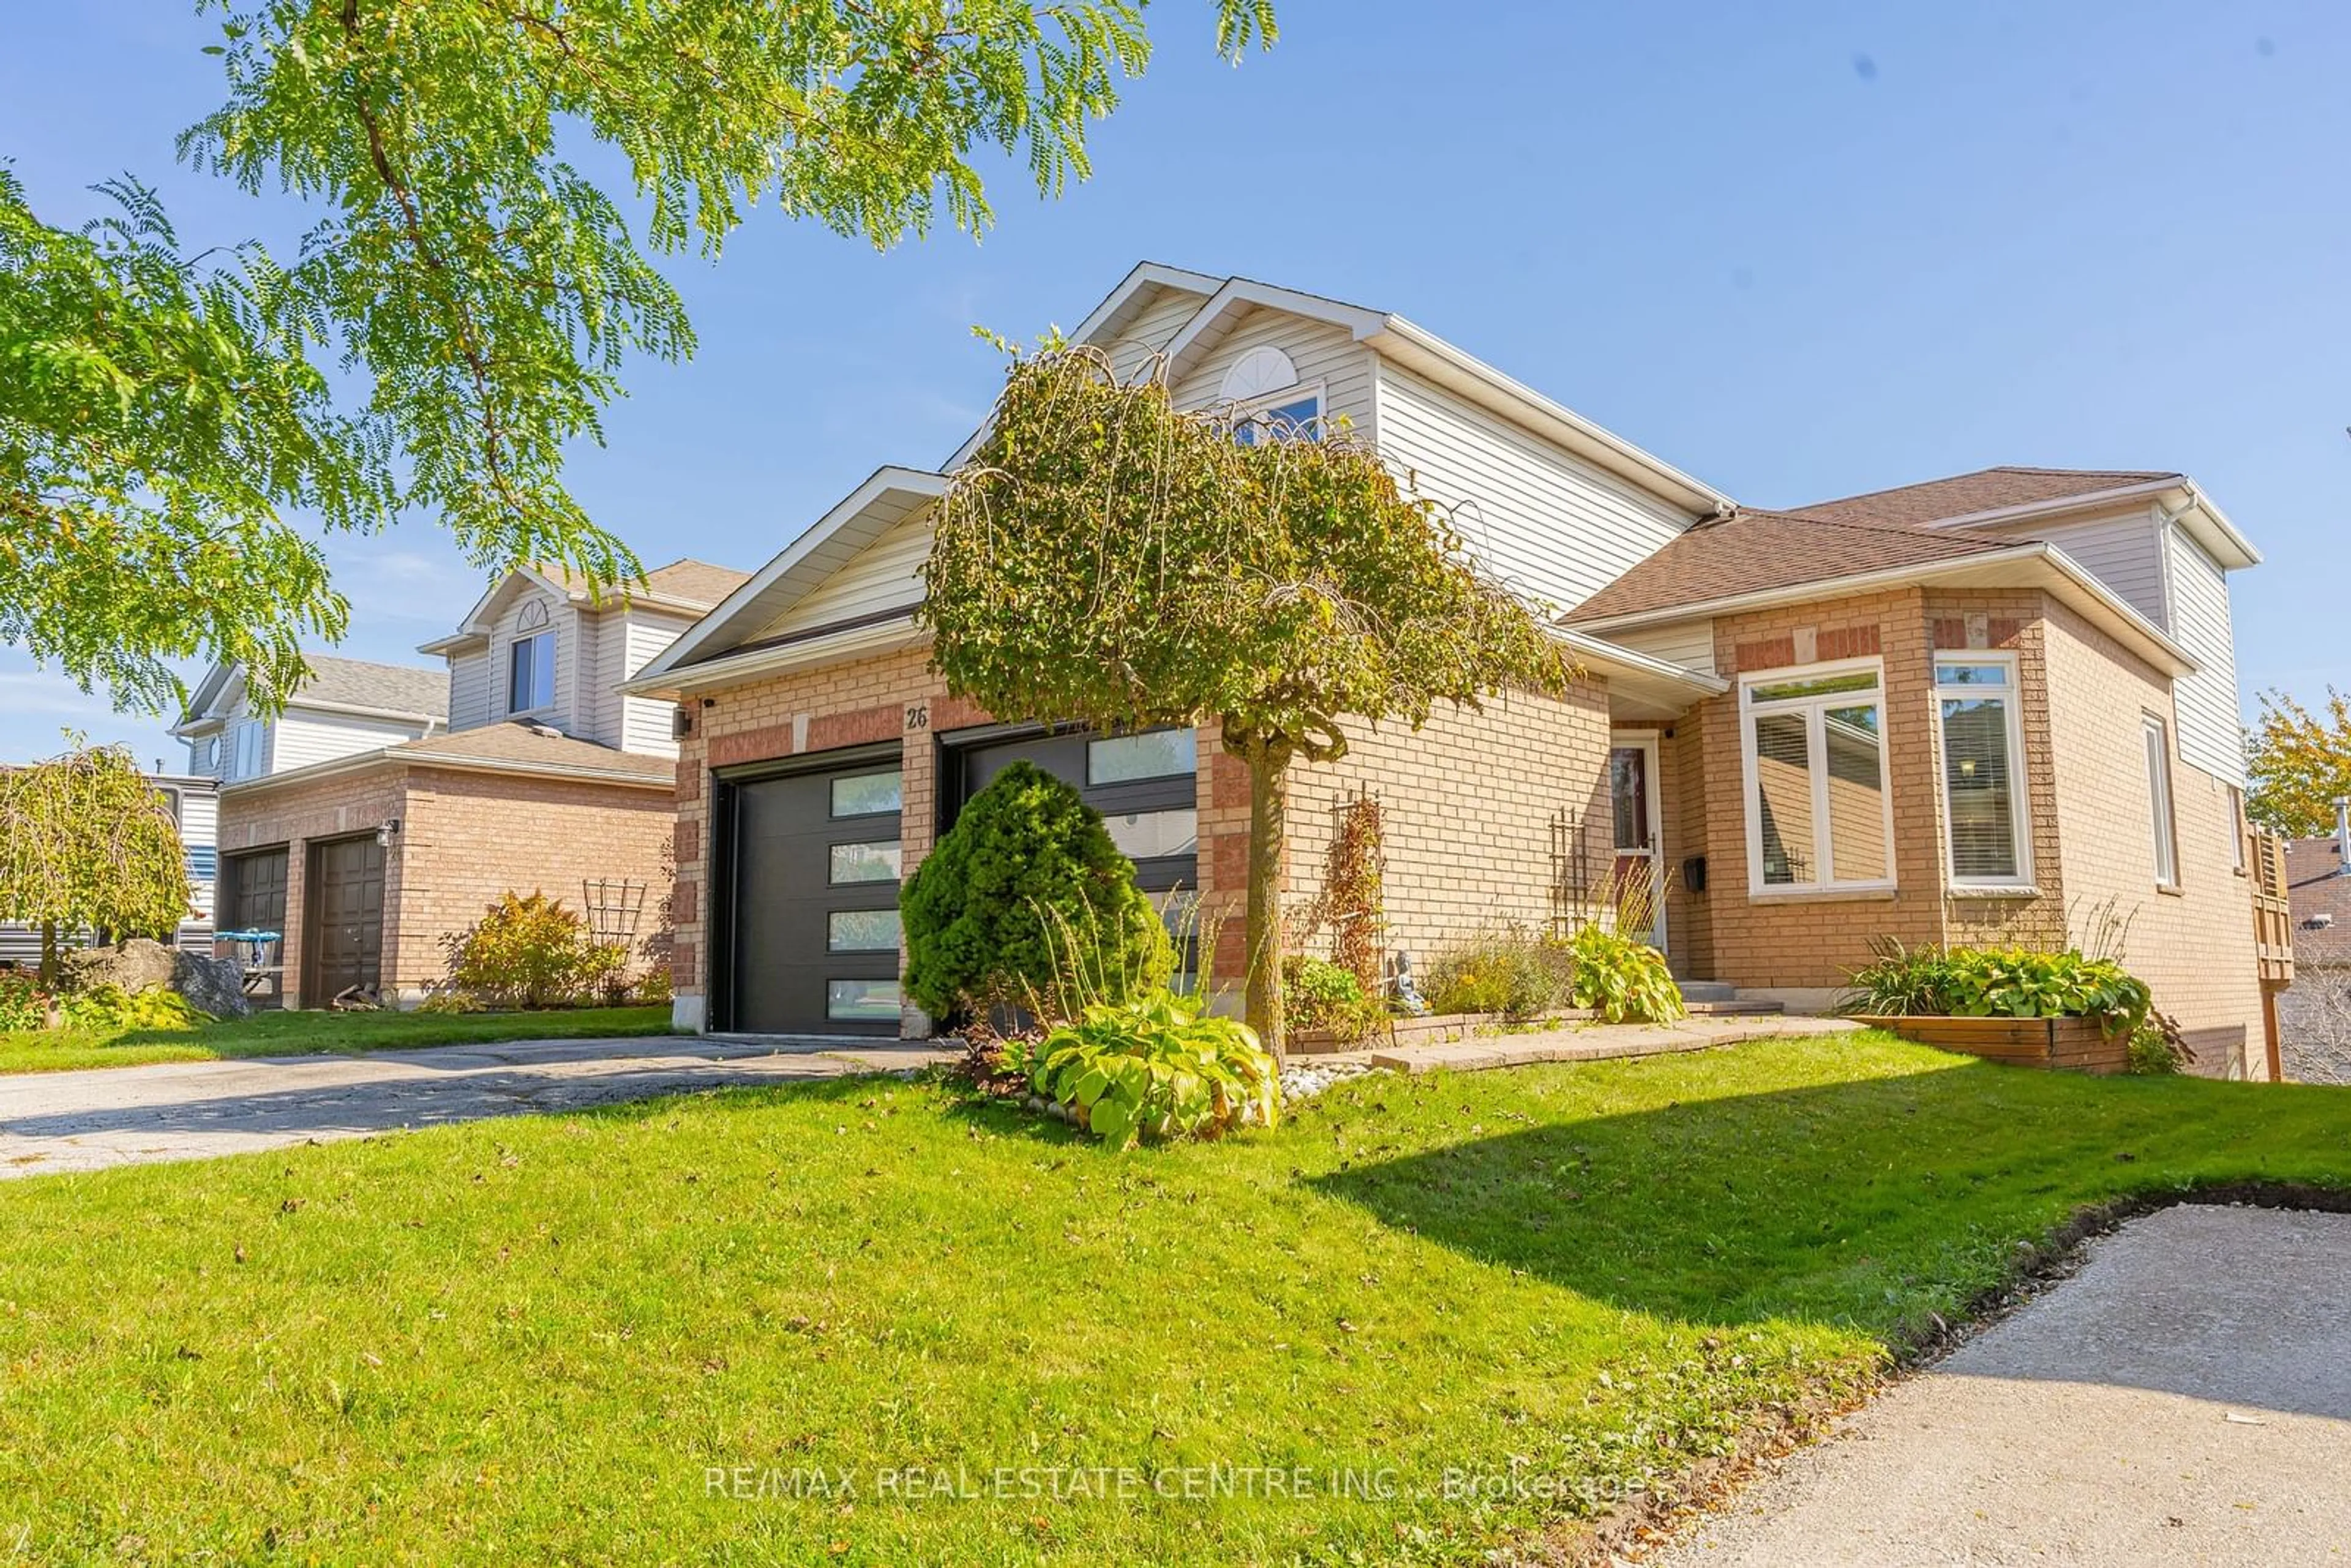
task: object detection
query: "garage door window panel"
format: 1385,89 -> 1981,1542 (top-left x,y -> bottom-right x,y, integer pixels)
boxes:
831,770 -> 902,817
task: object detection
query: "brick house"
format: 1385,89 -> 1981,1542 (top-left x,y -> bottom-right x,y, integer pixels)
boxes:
181,560 -> 746,1007
626,264 -> 2282,1077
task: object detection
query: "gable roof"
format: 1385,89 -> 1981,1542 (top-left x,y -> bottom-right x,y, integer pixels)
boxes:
948,263 -> 1733,515
219,718 -> 674,797
175,652 -> 448,732
1564,509 -> 2020,625
1796,467 -> 2181,530
421,557 -> 751,655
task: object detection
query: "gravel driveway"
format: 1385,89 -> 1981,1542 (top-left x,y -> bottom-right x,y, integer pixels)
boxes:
0,1034 -> 956,1178
1652,1204 -> 2351,1566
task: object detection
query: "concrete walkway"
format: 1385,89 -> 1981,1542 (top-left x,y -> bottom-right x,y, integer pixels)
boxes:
0,1034 -> 958,1179
1651,1204 -> 2351,1566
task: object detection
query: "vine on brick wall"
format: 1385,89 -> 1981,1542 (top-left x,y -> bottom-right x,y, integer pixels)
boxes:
1319,789 -> 1386,995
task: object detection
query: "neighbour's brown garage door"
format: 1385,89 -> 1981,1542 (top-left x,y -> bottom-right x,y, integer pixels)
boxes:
220,847 -> 290,1007
717,751 -> 904,1036
304,834 -> 384,1006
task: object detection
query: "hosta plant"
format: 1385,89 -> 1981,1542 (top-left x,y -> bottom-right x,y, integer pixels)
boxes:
1019,989 -> 1280,1150
1841,940 -> 2152,1036
1565,923 -> 1685,1024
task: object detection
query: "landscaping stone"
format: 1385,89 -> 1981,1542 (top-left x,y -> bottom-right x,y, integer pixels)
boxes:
1280,1059 -> 1380,1101
171,951 -> 252,1021
58,939 -> 253,1021
60,939 -> 178,996
1367,1015 -> 1864,1075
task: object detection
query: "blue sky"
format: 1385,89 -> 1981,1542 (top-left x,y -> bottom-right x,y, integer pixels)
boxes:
4,0 -> 2344,768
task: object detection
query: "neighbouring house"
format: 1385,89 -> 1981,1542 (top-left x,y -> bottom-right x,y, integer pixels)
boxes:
0,767 -> 219,969
623,262 -> 2286,1078
2277,828 -> 2351,1083
178,561 -> 748,1008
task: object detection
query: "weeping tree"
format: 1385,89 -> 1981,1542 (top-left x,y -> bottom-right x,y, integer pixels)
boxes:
921,343 -> 1575,1053
0,742 -> 191,986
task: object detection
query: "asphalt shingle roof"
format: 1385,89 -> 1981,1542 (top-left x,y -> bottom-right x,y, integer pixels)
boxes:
1793,467 -> 2180,530
295,655 -> 450,719
391,721 -> 673,781
2284,836 -> 2351,967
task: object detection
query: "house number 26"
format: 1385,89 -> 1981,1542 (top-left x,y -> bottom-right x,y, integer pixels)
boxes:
904,702 -> 929,732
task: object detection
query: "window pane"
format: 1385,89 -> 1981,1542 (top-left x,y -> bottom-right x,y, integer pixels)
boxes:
827,910 -> 902,953
1943,694 -> 2019,879
1235,395 -> 1321,446
1824,703 -> 1887,882
1104,808 -> 1198,861
509,631 -> 553,711
1935,662 -> 2011,689
826,978 -> 901,1021
1752,711 -> 1814,887
1087,729 -> 1197,786
2145,720 -> 2177,885
1749,670 -> 1878,703
830,770 -> 902,817
1609,748 -> 1649,852
828,841 -> 902,885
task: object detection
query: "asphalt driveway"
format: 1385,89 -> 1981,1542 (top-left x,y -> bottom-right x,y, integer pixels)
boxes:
0,1034 -> 956,1178
1653,1203 -> 2351,1566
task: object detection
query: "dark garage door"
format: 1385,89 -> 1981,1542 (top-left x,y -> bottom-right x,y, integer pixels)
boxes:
304,834 -> 384,1005
953,727 -> 1199,901
722,756 -> 905,1035
221,847 -> 289,1007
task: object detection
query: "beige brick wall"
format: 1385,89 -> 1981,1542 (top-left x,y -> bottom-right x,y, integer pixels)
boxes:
394,767 -> 675,1000
218,763 -> 674,1007
2042,599 -> 2262,1076
1281,679 -> 1612,970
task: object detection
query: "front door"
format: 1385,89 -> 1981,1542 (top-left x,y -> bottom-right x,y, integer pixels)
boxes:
304,835 -> 384,1004
1607,738 -> 1666,952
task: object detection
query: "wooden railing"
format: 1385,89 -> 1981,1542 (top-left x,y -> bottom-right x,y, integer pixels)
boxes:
2248,827 -> 2295,986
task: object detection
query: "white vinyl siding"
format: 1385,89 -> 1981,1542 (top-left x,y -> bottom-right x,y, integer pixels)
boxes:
1101,285 -> 1212,384
1374,362 -> 1698,615
1169,310 -> 1376,440
2035,508 -> 2169,625
2164,527 -> 2245,786
447,649 -> 491,731
1603,621 -> 1717,676
752,509 -> 932,644
271,708 -> 427,771
620,611 -> 695,756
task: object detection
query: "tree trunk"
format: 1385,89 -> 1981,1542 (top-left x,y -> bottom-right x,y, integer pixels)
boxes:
1241,741 -> 1289,1059
37,920 -> 58,991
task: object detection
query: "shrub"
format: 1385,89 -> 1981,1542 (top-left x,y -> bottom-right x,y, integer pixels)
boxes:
60,984 -> 205,1032
1564,924 -> 1685,1024
443,891 -> 614,1008
0,972 -> 53,1032
1841,940 -> 2151,1035
1423,923 -> 1570,1020
2127,1011 -> 2195,1075
1282,954 -> 1389,1040
902,760 -> 1173,1024
1016,989 -> 1280,1149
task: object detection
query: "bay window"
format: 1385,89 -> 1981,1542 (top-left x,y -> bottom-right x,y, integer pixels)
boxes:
1935,656 -> 2031,887
1741,662 -> 1892,893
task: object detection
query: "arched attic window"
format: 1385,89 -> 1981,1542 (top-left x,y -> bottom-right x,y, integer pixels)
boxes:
1220,345 -> 1321,446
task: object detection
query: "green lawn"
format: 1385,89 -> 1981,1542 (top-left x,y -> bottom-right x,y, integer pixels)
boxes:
3,1034 -> 2347,1565
0,1004 -> 675,1074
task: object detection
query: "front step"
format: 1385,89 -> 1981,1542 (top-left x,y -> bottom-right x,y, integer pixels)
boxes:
1675,981 -> 1784,1017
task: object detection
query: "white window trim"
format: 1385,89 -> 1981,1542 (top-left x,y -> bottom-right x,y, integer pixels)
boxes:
2144,713 -> 2180,890
1933,651 -> 2034,891
1738,656 -> 1898,897
508,628 -> 556,716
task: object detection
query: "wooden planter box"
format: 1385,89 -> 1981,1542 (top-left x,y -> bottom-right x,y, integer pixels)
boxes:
1291,1008 -> 1595,1056
1858,1015 -> 2128,1075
